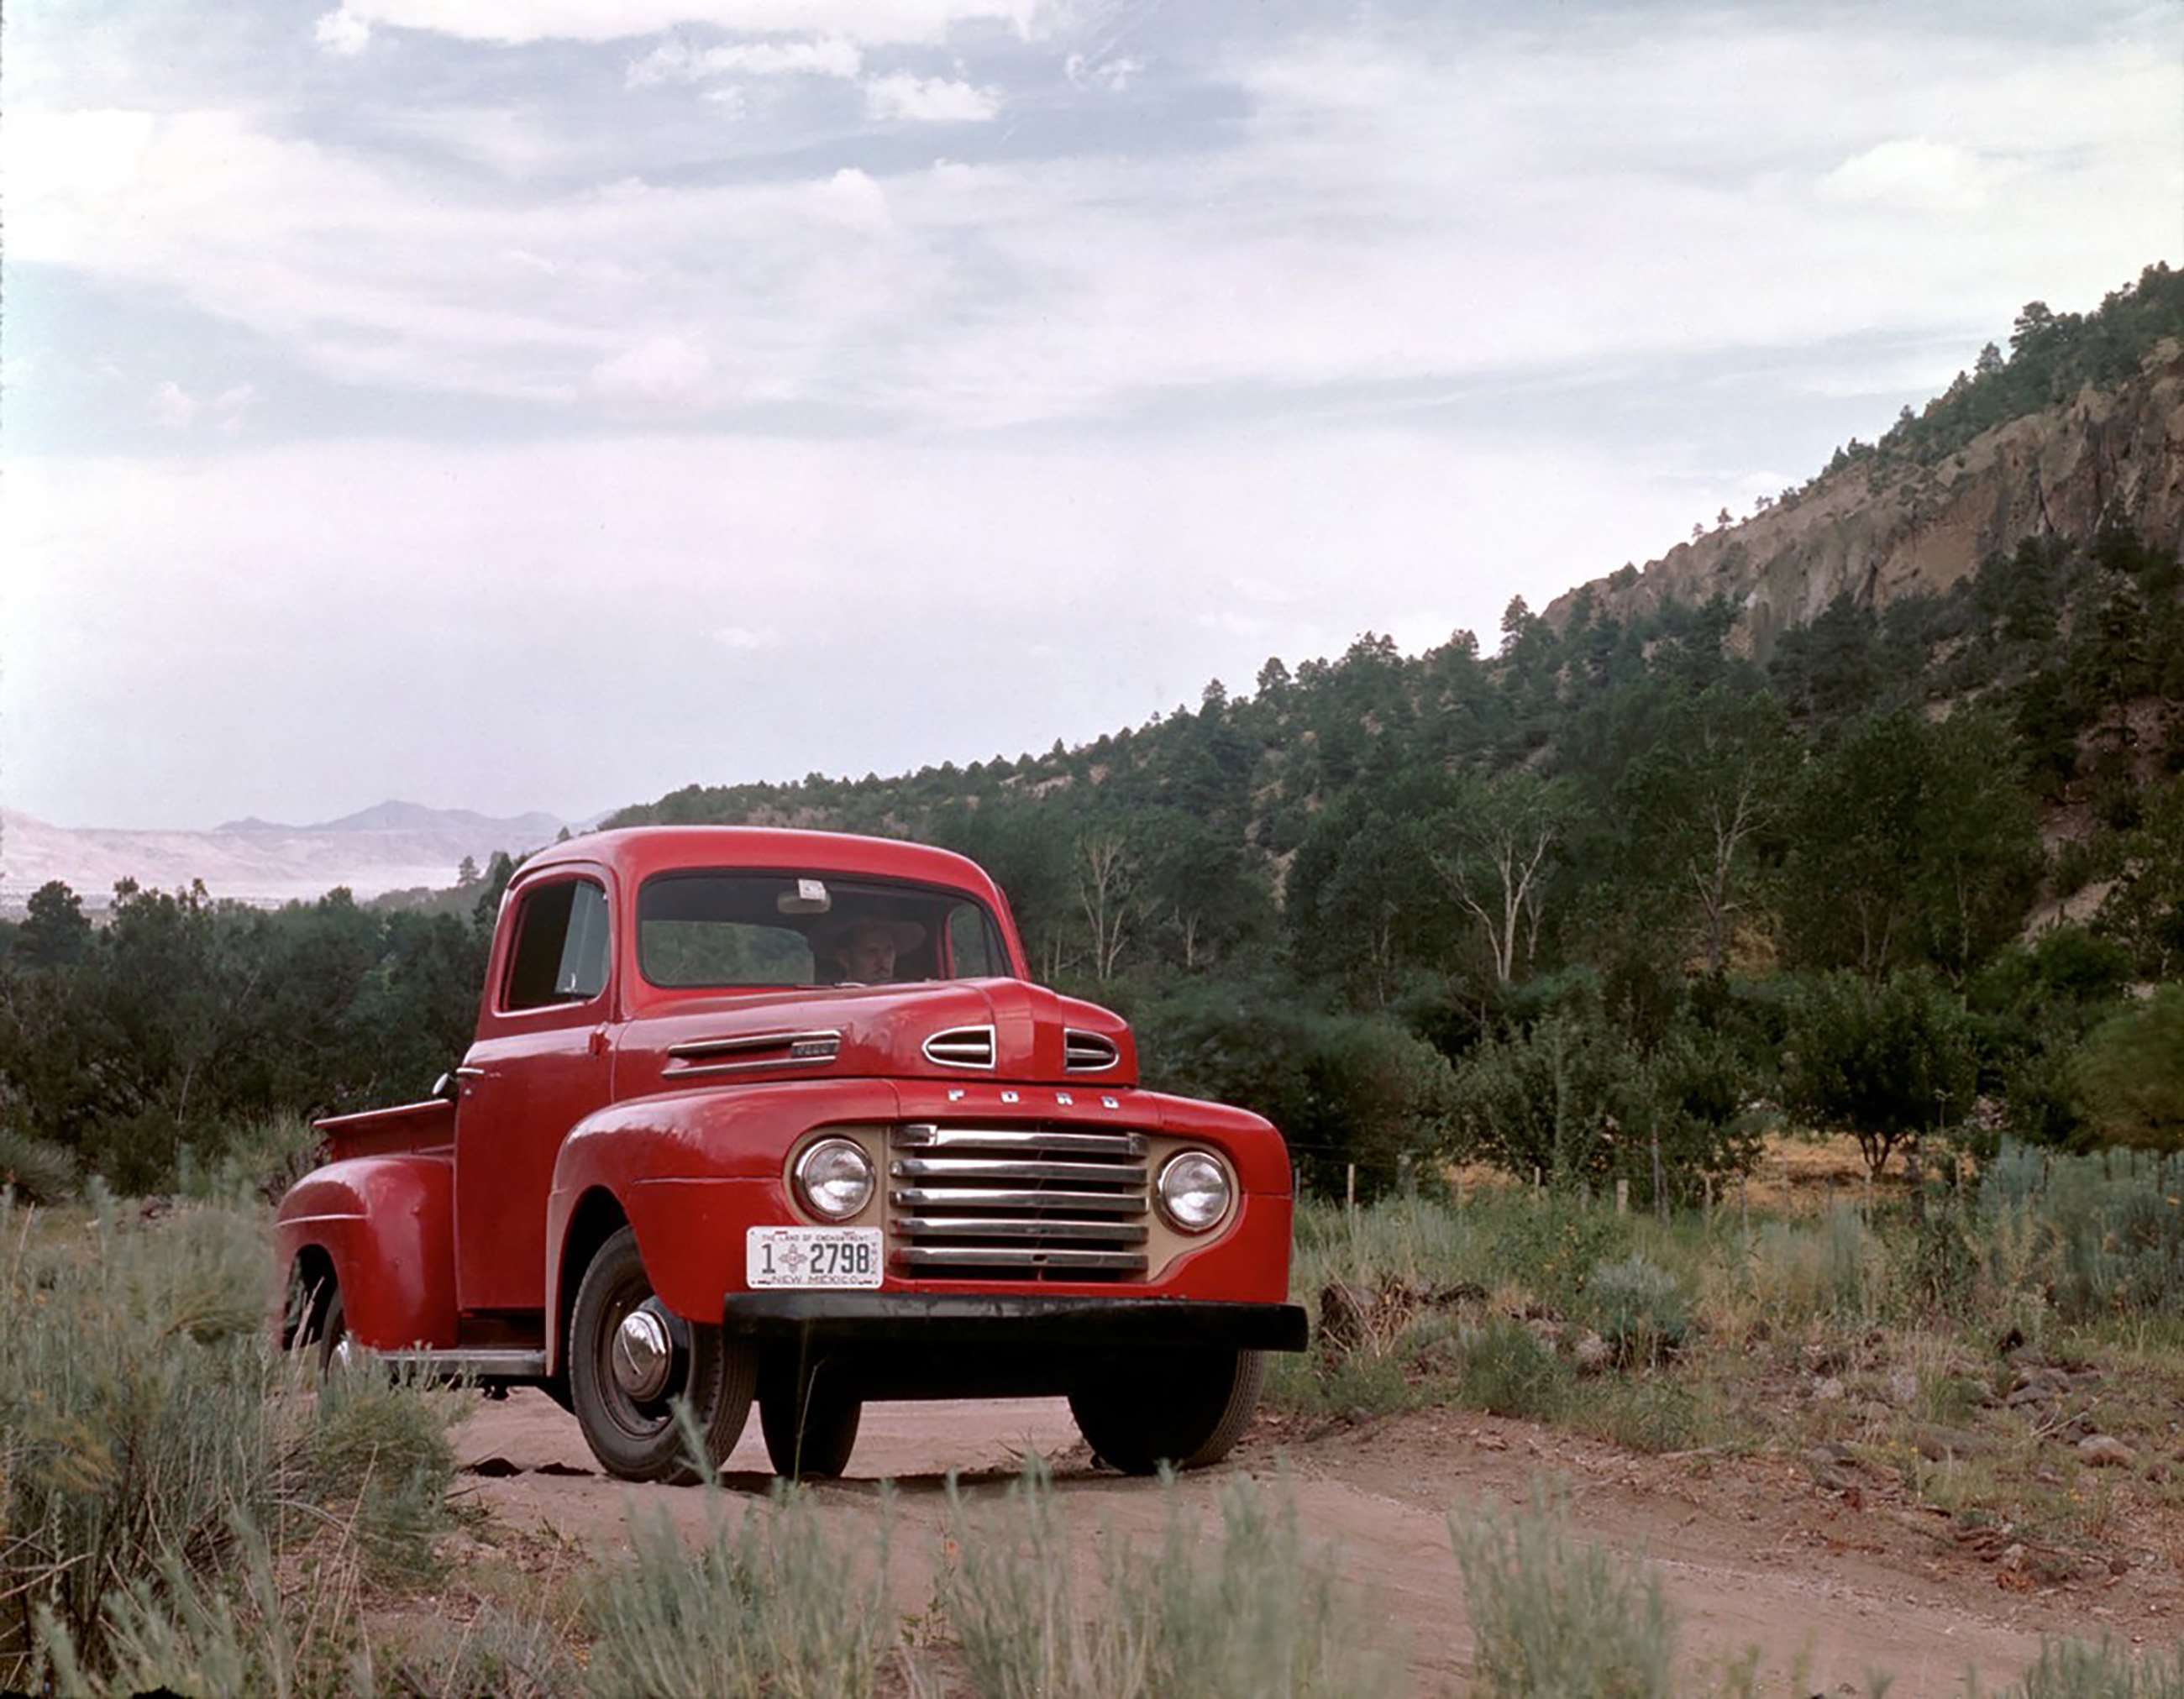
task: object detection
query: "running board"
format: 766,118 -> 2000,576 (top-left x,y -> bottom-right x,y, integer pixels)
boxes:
370,1347 -> 548,1379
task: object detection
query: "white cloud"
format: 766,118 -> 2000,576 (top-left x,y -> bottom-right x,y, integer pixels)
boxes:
1063,52 -> 1139,92
591,335 -> 713,406
627,34 -> 862,87
313,8 -> 372,55
149,380 -> 198,427
1818,138 -> 1996,212
862,72 -> 998,123
714,625 -> 784,650
7,16 -> 2178,438
324,0 -> 1036,47
211,384 -> 258,434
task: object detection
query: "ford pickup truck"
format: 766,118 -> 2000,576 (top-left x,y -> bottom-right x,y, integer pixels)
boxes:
276,826 -> 1306,1482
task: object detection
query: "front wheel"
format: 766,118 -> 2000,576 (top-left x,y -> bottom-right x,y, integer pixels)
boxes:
569,1226 -> 756,1484
1069,1348 -> 1266,1475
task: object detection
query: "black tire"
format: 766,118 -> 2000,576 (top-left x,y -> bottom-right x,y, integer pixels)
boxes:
759,1374 -> 862,1480
1069,1348 -> 1266,1476
569,1226 -> 756,1484
311,1285 -> 348,1379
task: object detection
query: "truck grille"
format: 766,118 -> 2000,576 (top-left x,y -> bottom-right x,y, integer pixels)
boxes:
887,1123 -> 1149,1281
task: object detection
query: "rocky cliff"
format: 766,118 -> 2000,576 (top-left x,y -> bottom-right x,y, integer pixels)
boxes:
1546,339 -> 2184,657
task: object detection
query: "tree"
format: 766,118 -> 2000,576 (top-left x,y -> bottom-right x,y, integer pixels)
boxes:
1783,711 -> 2039,980
2097,776 -> 2184,978
2075,987 -> 2184,1151
1780,972 -> 1978,1178
1430,771 -> 1572,985
1075,831 -> 1141,982
456,855 -> 480,887
1616,685 -> 1800,973
18,881 -> 92,968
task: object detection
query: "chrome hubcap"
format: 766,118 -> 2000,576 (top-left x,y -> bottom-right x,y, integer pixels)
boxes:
612,1303 -> 673,1403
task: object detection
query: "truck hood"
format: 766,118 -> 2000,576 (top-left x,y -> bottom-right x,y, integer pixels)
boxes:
615,978 -> 1136,1098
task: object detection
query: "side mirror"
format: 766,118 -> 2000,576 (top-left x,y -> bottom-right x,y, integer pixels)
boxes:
433,1072 -> 459,1104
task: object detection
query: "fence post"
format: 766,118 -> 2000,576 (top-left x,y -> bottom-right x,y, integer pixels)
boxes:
1346,1163 -> 1357,1224
1615,1177 -> 1629,1215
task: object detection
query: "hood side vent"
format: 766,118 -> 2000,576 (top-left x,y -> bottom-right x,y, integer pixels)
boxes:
667,1028 -> 840,1074
922,1025 -> 996,1069
1063,1030 -> 1120,1072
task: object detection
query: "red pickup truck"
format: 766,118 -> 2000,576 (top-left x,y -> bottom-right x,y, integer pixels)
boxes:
276,826 -> 1305,1482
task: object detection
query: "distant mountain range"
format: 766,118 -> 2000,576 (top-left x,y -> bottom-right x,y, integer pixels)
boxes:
0,802 -> 571,910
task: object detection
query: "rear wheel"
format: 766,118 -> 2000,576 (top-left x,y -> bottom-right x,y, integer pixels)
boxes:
759,1372 -> 862,1480
309,1285 -> 351,1378
569,1226 -> 756,1484
1069,1349 -> 1265,1475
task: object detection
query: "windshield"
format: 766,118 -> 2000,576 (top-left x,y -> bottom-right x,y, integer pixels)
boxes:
637,871 -> 1010,989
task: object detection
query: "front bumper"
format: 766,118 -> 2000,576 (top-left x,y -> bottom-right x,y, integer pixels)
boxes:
721,1293 -> 1310,1352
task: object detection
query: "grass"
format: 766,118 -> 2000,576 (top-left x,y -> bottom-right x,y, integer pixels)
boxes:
1281,1143 -> 2184,1555
13,1133 -> 2184,1696
935,1463 -> 1400,1699
1452,1485 -> 1677,1699
0,1186 -> 472,1694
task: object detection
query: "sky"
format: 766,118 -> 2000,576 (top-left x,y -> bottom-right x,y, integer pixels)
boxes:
3,0 -> 2179,830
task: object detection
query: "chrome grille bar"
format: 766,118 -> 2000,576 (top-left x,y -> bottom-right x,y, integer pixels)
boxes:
895,1124 -> 1145,1157
894,1245 -> 1148,1274
892,1155 -> 1144,1184
895,1216 -> 1149,1243
889,1185 -> 1147,1213
887,1120 -> 1152,1282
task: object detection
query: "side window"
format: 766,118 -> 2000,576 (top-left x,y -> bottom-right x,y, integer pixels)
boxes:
504,879 -> 610,1010
947,902 -> 1004,978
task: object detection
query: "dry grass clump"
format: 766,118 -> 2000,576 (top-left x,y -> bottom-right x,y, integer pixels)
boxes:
936,1462 -> 1399,1699
2,1187 -> 470,1694
1450,1484 -> 1677,1699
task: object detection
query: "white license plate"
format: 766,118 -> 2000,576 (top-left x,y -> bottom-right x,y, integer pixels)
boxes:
746,1226 -> 883,1289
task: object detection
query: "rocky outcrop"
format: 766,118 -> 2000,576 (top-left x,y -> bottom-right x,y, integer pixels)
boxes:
1546,340 -> 2184,658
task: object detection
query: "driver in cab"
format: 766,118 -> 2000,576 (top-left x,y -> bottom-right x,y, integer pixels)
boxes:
822,917 -> 925,984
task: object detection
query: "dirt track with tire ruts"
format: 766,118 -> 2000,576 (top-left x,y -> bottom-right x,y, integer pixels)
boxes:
451,1390 -> 2178,1694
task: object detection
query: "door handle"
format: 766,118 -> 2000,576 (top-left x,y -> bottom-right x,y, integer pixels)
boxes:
589,1029 -> 609,1058
454,1066 -> 488,1079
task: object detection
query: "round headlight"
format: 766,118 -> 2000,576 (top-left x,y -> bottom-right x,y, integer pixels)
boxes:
795,1138 -> 874,1221
1157,1150 -> 1231,1234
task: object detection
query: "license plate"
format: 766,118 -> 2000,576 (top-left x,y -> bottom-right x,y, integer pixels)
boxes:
746,1226 -> 883,1289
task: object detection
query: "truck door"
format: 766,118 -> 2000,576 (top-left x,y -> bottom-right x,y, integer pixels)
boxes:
454,867 -> 617,1317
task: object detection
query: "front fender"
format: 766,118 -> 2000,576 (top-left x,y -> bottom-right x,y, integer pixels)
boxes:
274,1154 -> 456,1351
544,1078 -> 898,1372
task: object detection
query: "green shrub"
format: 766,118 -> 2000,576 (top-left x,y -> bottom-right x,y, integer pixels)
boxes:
2004,1636 -> 2184,1697
34,1513 -> 360,1699
0,1190 -> 287,1681
1458,1320 -> 1571,1421
585,1467 -> 893,1699
942,1465 -> 1398,1699
307,1361 -> 464,1581
2076,988 -> 2184,1151
1451,1484 -> 1677,1698
1979,1141 -> 2184,1319
0,1127 -> 78,1203
1583,1256 -> 1689,1366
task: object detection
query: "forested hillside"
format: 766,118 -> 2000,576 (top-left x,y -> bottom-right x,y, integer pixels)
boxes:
5,273 -> 2181,1199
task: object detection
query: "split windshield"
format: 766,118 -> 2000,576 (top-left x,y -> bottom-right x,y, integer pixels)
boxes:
636,871 -> 1009,989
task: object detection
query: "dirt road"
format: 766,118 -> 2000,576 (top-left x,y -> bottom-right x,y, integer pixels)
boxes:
453,1392 -> 2176,1694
